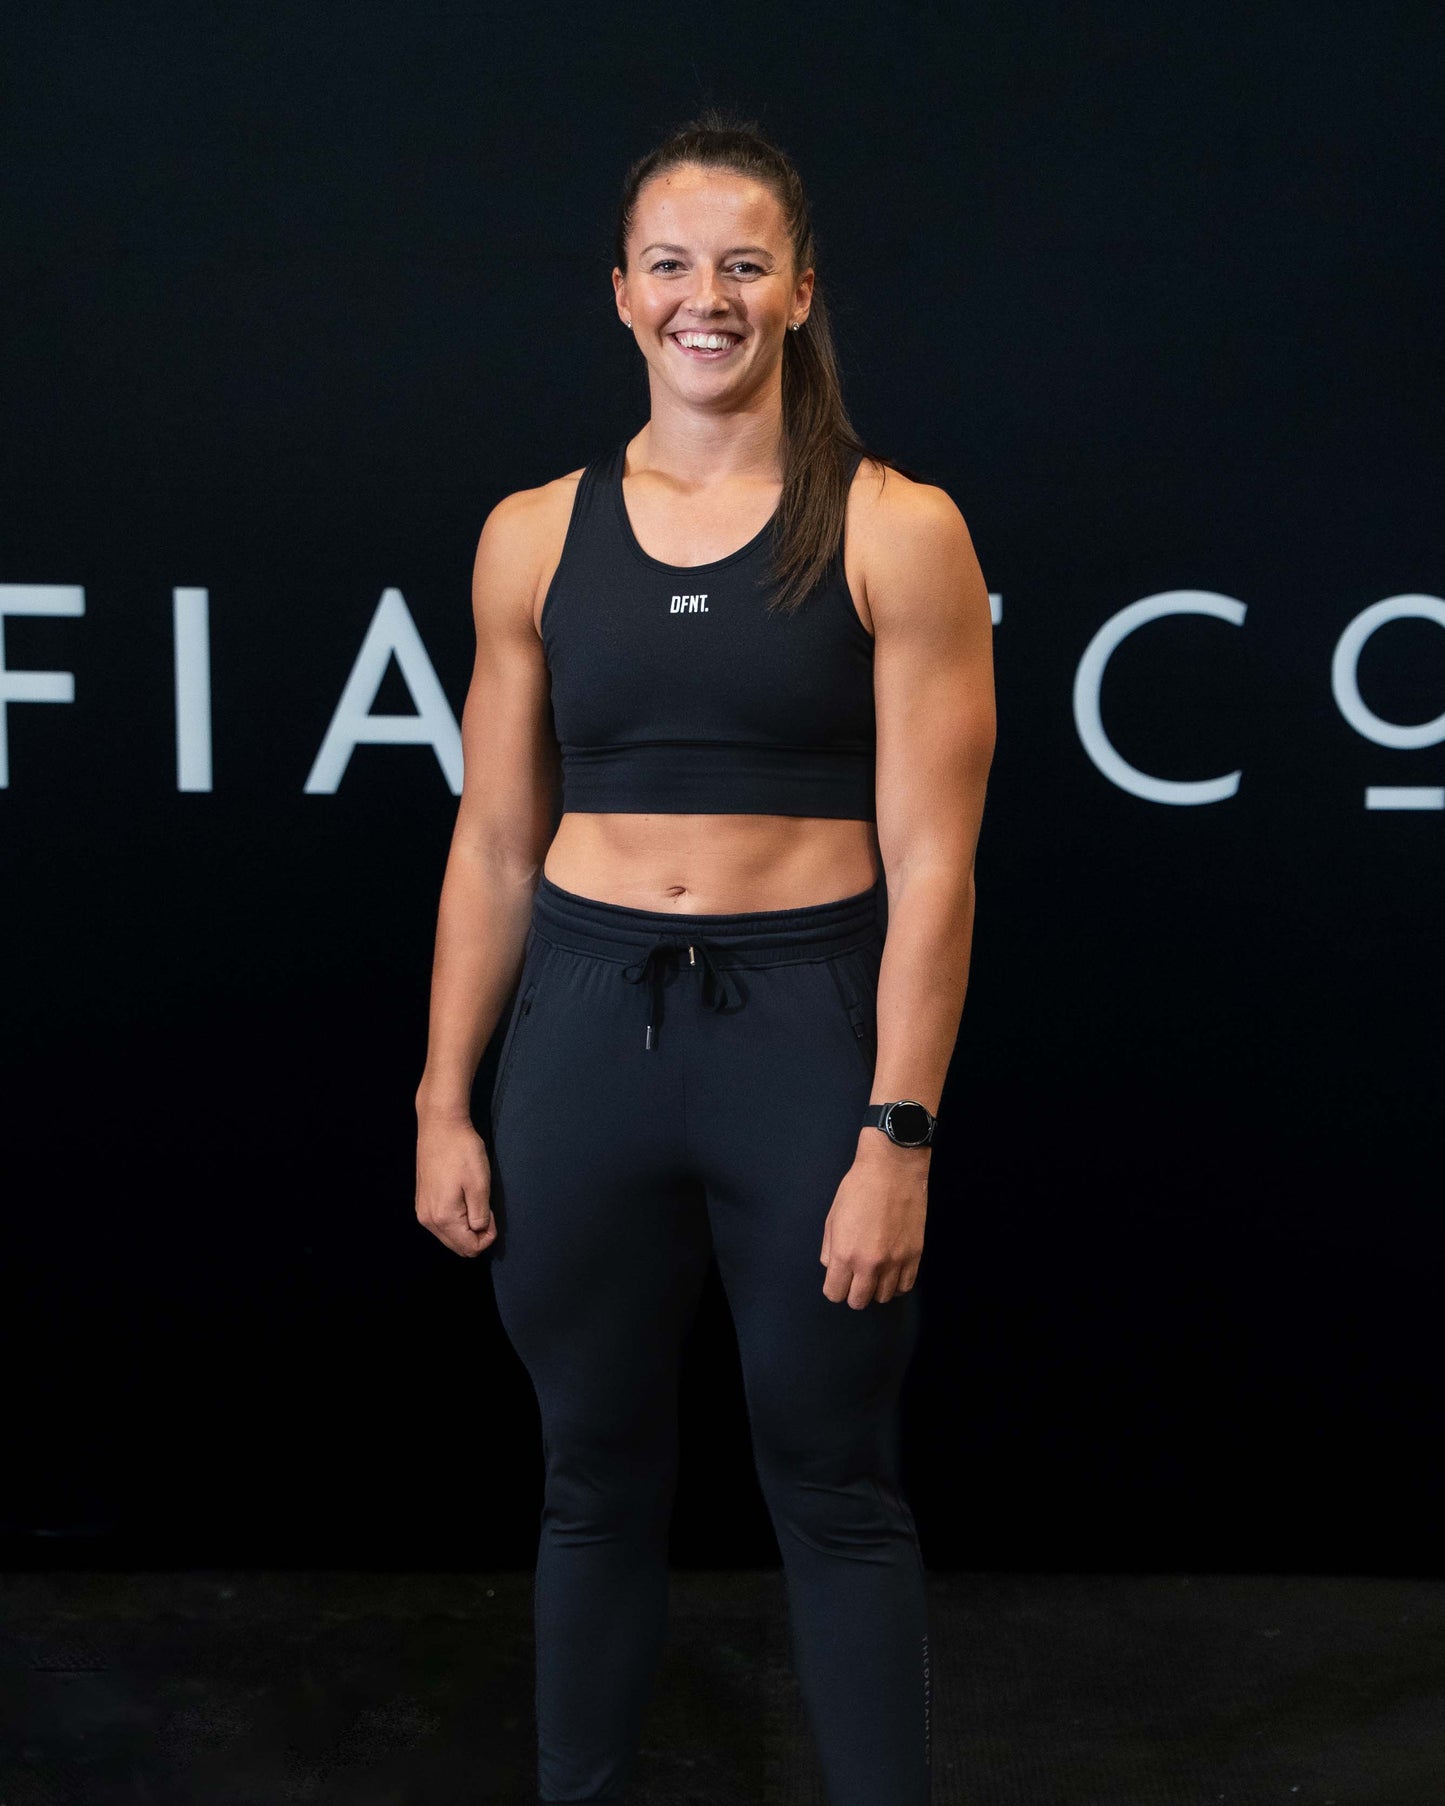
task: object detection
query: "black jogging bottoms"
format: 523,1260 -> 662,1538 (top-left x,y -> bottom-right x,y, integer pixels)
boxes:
486,871 -> 930,1805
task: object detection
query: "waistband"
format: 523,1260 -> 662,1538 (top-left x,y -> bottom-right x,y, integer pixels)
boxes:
531,871 -> 883,967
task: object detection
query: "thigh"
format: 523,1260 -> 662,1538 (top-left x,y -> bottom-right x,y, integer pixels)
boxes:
486,938 -> 712,1413
688,939 -> 922,1445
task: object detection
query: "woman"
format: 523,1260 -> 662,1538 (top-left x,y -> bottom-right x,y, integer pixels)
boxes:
415,110 -> 994,1806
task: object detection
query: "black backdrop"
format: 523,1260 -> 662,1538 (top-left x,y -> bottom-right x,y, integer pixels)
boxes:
3,3 -> 1441,1572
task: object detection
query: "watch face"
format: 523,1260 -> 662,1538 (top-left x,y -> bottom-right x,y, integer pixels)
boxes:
885,1101 -> 932,1145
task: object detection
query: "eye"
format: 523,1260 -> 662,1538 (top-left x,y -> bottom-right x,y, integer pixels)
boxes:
646,258 -> 766,276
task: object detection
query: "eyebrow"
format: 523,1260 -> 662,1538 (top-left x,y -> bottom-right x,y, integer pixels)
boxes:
639,243 -> 776,259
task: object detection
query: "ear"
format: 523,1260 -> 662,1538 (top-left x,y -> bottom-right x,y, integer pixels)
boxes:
611,267 -> 631,328
792,265 -> 815,322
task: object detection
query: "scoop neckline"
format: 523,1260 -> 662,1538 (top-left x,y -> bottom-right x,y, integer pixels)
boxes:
610,441 -> 780,575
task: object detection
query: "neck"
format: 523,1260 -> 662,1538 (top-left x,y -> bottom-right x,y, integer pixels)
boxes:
634,380 -> 786,485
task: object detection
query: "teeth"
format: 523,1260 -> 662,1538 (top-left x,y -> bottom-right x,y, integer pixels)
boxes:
675,332 -> 737,350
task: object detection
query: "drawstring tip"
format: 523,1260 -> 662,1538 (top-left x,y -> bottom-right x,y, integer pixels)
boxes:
645,1025 -> 654,1051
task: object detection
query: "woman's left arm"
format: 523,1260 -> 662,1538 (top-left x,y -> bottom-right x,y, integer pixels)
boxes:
820,468 -> 996,1308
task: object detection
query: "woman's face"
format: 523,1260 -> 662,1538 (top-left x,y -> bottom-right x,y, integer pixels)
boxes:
614,162 -> 813,407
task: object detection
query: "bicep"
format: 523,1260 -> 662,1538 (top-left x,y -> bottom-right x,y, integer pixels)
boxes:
868,487 -> 996,875
454,493 -> 559,863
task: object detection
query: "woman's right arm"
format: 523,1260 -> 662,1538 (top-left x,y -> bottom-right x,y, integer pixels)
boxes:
413,481 -> 565,1257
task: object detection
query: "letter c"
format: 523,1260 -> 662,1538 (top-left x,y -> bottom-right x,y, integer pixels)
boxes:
1074,590 -> 1247,805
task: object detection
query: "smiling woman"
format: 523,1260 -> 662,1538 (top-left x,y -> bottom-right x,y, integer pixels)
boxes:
609,135 -> 857,607
415,105 -> 995,1806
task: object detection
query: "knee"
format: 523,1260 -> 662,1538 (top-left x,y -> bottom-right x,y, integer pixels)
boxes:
541,1438 -> 677,1546
760,1466 -> 911,1562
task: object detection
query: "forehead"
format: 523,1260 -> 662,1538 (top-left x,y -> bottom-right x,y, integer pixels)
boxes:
629,163 -> 789,249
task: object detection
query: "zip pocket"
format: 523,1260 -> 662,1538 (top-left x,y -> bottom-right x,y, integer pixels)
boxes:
490,976 -> 539,1130
824,949 -> 877,1077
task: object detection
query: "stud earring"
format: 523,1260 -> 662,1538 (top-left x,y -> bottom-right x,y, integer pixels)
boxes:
624,319 -> 633,330
790,321 -> 801,331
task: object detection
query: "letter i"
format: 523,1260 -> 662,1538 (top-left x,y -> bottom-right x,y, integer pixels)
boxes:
173,586 -> 213,791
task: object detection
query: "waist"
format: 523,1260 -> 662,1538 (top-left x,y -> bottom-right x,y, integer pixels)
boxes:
558,738 -> 876,820
531,869 -> 884,964
545,807 -> 878,915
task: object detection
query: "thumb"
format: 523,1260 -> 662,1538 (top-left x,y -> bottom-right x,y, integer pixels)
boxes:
463,1175 -> 492,1235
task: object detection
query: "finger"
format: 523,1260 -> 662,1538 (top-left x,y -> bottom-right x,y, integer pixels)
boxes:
821,1256 -> 851,1305
417,1206 -> 465,1254
451,1181 -> 495,1255
415,1190 -> 495,1258
443,1216 -> 495,1258
848,1269 -> 876,1310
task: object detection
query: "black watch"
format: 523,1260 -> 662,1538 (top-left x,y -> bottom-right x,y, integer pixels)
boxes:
863,1099 -> 937,1147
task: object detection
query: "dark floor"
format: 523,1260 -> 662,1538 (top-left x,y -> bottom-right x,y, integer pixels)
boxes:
3,1569 -> 1441,1805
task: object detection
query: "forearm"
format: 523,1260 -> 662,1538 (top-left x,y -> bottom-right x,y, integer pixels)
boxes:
858,862 -> 975,1162
415,835 -> 541,1123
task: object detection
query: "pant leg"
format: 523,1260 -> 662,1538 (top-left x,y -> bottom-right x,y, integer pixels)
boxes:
487,936 -> 713,1804
689,933 -> 932,1806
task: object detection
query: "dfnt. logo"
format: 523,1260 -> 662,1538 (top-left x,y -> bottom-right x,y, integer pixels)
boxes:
669,593 -> 708,612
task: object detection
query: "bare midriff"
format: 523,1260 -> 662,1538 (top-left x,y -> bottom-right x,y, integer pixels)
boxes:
541,812 -> 880,914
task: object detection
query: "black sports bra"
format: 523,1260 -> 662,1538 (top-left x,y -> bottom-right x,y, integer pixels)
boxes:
539,438 -> 876,820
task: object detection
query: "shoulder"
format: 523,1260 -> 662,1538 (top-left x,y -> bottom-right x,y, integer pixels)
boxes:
475,465 -> 588,563
471,464 -> 588,636
846,455 -> 983,627
848,455 -> 969,558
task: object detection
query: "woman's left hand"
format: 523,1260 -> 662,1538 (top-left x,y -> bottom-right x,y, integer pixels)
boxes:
819,1136 -> 928,1308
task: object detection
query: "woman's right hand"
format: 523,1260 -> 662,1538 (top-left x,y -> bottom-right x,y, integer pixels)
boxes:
415,1112 -> 497,1257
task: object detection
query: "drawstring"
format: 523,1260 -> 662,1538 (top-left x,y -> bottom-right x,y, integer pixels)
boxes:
621,938 -> 678,1052
620,934 -> 743,1050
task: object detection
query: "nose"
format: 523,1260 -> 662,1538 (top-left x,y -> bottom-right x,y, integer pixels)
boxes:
682,264 -> 729,316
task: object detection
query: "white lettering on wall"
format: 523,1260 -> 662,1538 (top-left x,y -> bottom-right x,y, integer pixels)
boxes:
4,578 -> 1440,809
1074,590 -> 1247,805
1334,593 -> 1445,810
0,583 -> 84,789
304,587 -> 462,794
174,586 -> 212,792
1331,594 -> 1445,750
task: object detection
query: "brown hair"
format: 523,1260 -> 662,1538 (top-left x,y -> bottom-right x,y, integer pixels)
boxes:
616,108 -> 908,615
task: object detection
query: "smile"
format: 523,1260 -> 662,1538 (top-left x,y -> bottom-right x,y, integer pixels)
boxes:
669,331 -> 743,359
